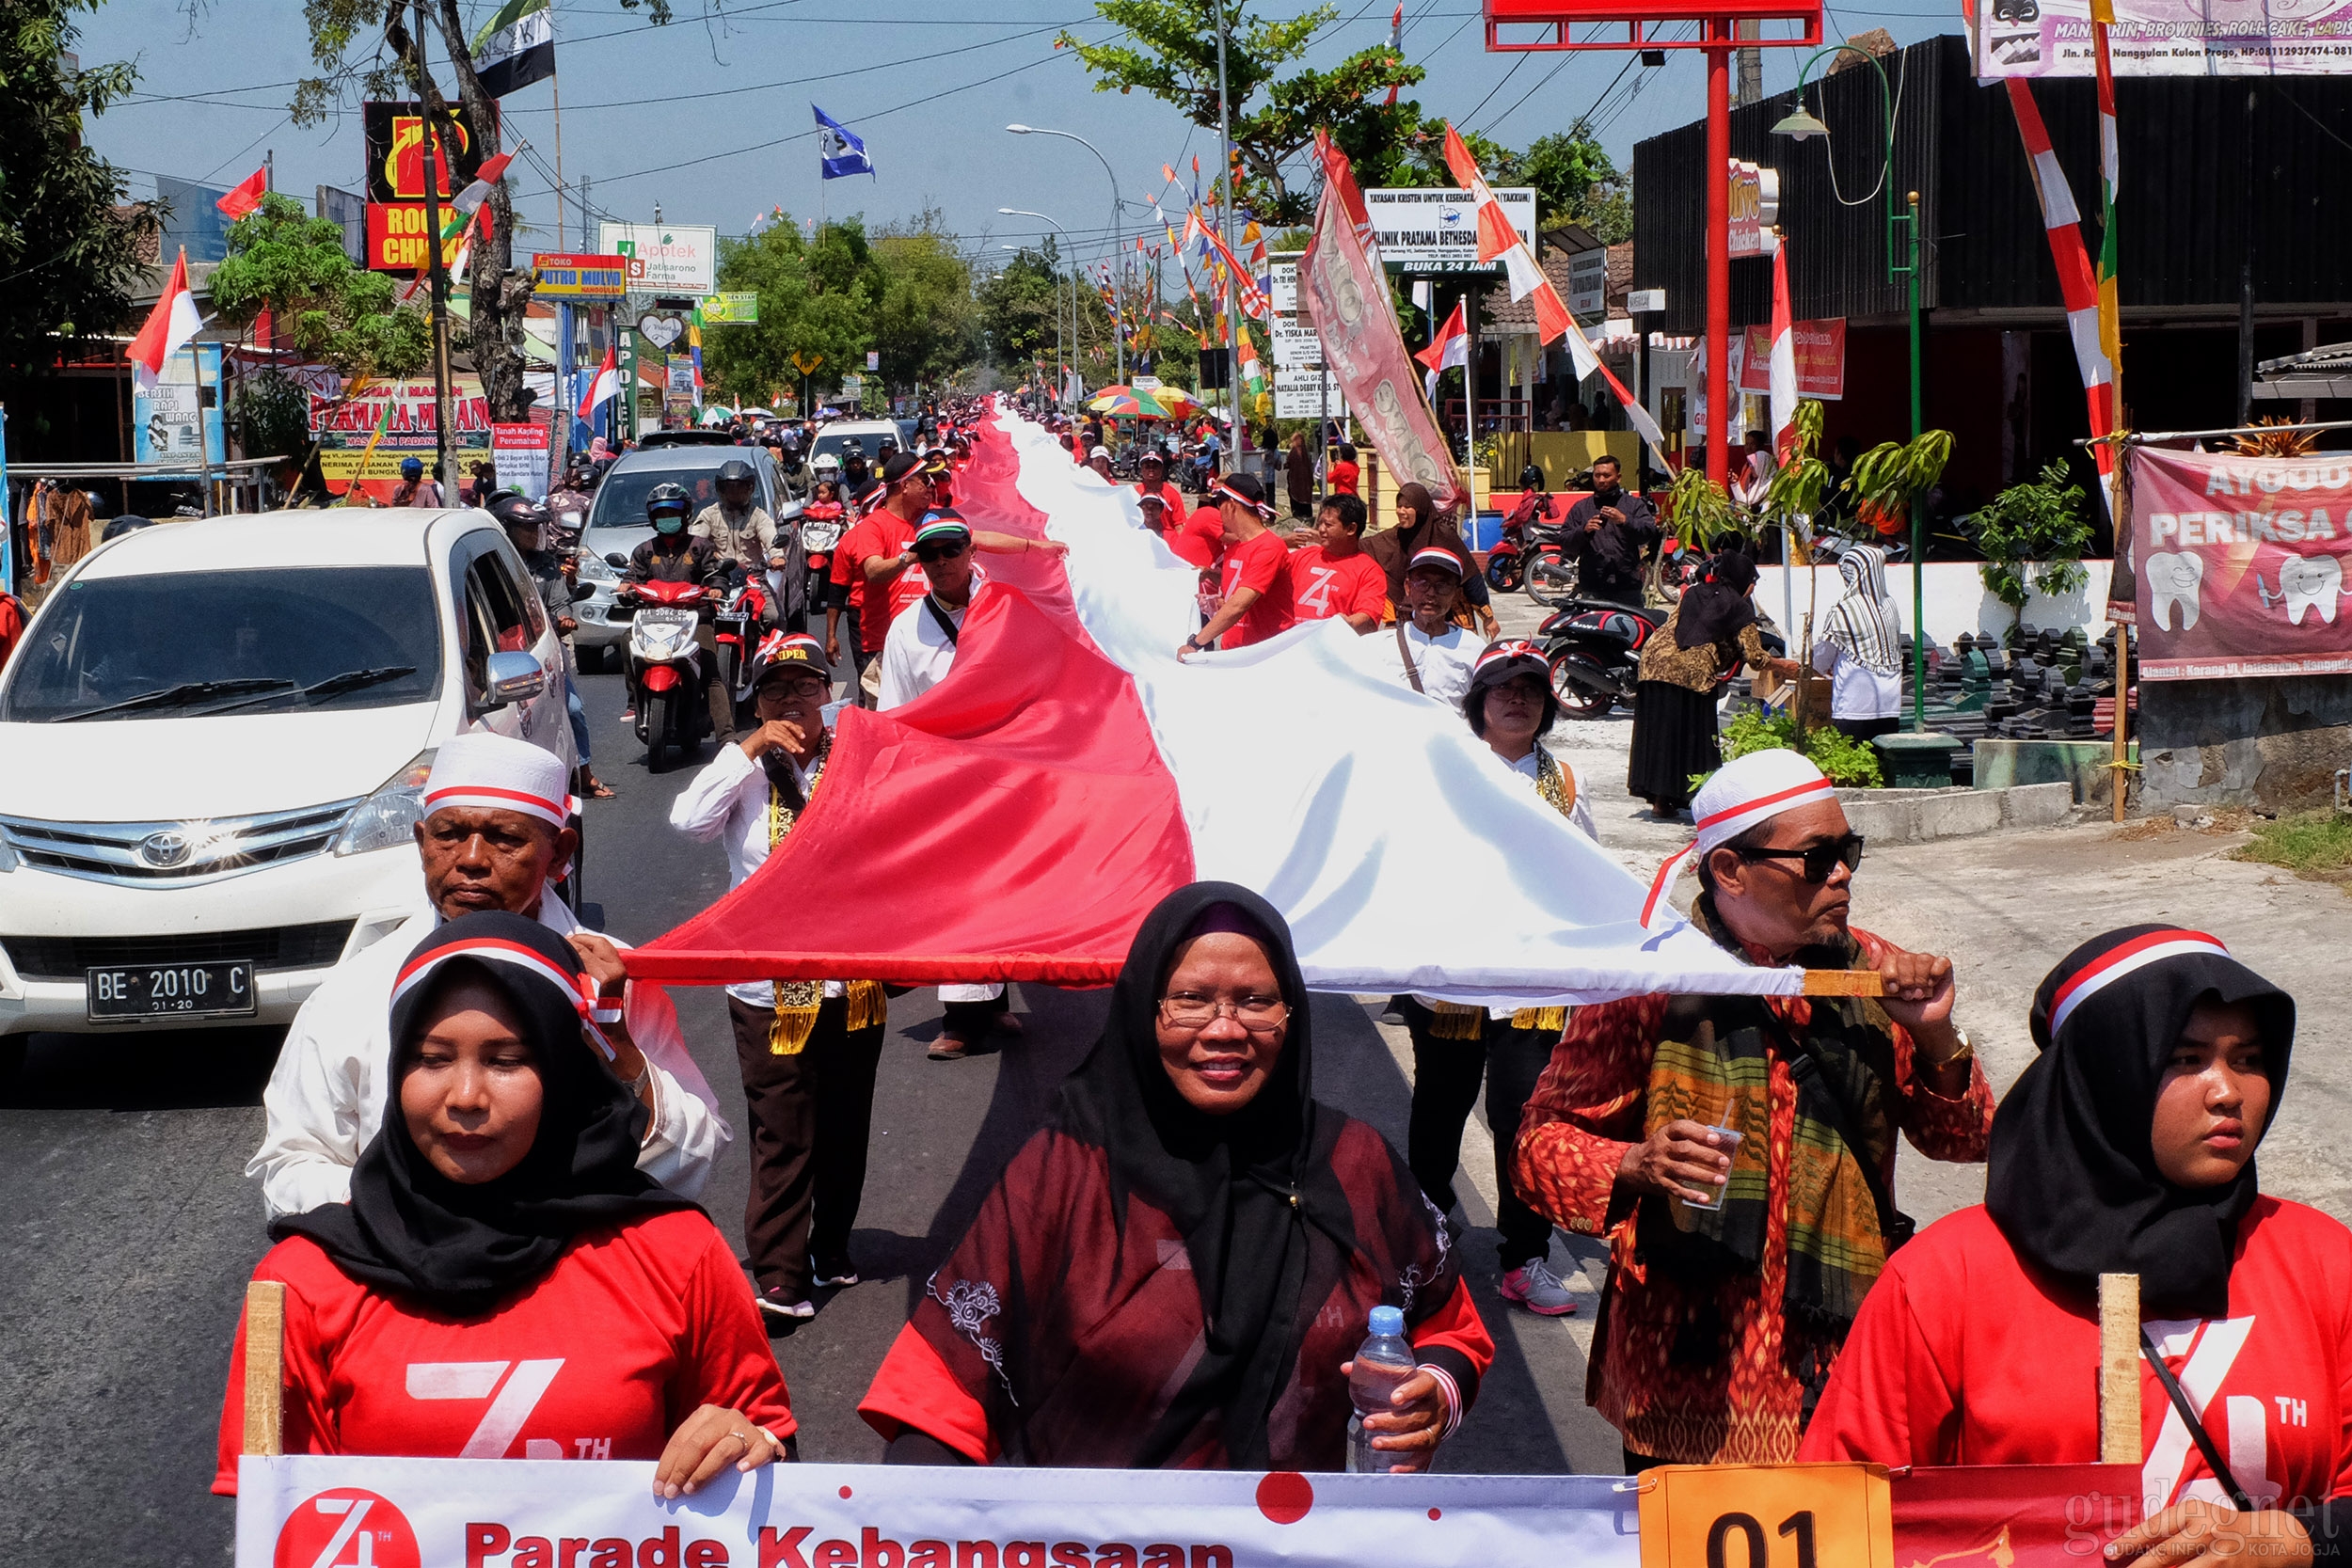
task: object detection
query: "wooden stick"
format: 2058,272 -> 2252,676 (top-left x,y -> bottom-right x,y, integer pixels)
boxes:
1804,969 -> 1890,997
242,1279 -> 286,1458
2099,1272 -> 2141,1464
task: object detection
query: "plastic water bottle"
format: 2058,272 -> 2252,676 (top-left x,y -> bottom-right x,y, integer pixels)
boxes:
1345,1305 -> 1425,1474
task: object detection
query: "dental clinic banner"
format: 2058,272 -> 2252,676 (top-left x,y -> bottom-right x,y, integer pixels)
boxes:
233,1459 -> 1639,1568
2129,446 -> 2352,680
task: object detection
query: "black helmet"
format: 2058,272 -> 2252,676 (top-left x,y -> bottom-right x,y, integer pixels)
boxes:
486,491 -> 546,528
878,433 -> 899,454
843,438 -> 864,456
101,514 -> 154,543
644,483 -> 693,521
1519,463 -> 1546,492
716,457 -> 756,486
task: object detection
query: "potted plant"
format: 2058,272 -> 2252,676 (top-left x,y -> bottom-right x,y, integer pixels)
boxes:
1967,459 -> 2092,641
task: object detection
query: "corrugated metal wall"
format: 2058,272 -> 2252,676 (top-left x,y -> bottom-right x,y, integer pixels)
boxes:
1632,33 -> 2352,333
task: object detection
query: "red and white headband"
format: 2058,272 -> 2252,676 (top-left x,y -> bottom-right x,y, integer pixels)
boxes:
1641,750 -> 1837,927
1209,478 -> 1275,517
390,937 -> 619,1054
2047,928 -> 2232,1037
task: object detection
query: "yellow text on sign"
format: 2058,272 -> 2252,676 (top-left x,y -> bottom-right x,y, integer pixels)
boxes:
1638,1464 -> 1892,1568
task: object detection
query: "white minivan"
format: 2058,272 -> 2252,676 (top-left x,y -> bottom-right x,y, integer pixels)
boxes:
0,508 -> 574,1056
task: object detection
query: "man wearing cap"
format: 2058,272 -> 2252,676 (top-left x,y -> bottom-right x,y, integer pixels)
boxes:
1346,545 -> 1482,707
872,514 -> 1021,1058
671,634 -> 889,1319
1513,748 -> 1993,1470
248,733 -> 728,1219
1175,473 -> 1295,659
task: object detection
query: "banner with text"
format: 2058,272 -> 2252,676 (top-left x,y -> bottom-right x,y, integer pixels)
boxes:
1735,319 -> 1846,401
1972,0 -> 2352,79
234,1458 -> 1636,1568
2129,445 -> 2352,679
310,374 -> 493,502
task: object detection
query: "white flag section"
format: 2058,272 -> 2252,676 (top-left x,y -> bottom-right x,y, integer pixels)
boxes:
997,412 -> 1799,1005
235,1455 -> 1639,1568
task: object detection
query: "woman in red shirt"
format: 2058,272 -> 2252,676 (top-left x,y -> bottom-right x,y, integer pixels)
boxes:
860,882 -> 1493,1470
1802,927 -> 2342,1568
216,913 -> 794,1498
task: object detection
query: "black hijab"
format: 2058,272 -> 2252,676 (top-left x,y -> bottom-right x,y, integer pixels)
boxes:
1986,926 -> 2296,1319
1045,881 -> 1358,1468
1674,547 -> 1762,651
274,912 -> 697,1315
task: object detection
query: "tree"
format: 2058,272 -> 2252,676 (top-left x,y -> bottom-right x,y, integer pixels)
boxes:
0,2 -> 158,405
1058,1 -> 1421,226
869,209 -> 978,393
209,193 -> 431,380
977,245 -> 1064,374
1519,127 -> 1630,243
702,217 -> 874,409
1969,459 -> 2092,635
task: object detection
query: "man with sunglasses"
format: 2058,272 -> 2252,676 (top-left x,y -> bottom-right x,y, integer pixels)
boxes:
1513,747 -> 1992,1472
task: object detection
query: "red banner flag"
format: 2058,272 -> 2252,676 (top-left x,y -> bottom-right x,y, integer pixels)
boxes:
1299,131 -> 1467,515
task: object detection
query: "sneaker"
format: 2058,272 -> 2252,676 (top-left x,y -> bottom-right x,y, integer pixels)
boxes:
812,1256 -> 860,1289
1498,1259 -> 1581,1317
756,1291 -> 816,1321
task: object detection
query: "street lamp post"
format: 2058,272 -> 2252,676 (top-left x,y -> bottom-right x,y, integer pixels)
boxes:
999,242 -> 1066,408
1000,209 -> 1082,408
1773,47 -> 1928,730
1008,125 -> 1125,388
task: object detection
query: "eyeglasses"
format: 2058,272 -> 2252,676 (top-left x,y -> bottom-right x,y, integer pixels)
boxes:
914,543 -> 968,564
760,676 -> 830,702
1734,833 -> 1866,883
1158,992 -> 1290,1034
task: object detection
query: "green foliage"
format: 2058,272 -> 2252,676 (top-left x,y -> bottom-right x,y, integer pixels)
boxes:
1846,429 -> 1955,539
287,0 -> 669,125
210,193 -> 431,379
231,368 -> 313,463
868,208 -> 979,391
704,217 -> 874,406
1708,709 -> 1885,788
1969,459 -> 2093,619
1057,1 -> 1422,226
2231,811 -> 2352,880
1760,401 -> 1834,531
1663,467 -> 1744,552
977,244 -> 1065,372
0,2 -> 158,397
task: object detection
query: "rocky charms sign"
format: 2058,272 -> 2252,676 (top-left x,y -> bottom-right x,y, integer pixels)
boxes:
233,1458 -> 1634,1568
2128,446 -> 2352,680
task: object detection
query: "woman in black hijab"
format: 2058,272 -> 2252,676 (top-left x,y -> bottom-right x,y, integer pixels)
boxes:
216,913 -> 794,1498
859,882 -> 1493,1469
1803,927 -> 2351,1566
1628,548 -> 1796,816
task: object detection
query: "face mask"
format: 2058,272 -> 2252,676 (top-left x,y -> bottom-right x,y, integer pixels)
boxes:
654,515 -> 685,536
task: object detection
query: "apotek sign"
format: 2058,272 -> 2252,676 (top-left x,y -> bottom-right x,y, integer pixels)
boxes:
596,222 -> 718,293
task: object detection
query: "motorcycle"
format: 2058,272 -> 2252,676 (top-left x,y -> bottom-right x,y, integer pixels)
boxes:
1485,487 -> 1567,595
711,562 -> 770,709
609,569 -> 714,773
1539,595 -> 1786,720
797,501 -> 847,629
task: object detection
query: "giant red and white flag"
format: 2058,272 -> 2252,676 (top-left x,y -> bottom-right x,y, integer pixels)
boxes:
624,407 -> 1796,1005
126,247 -> 202,399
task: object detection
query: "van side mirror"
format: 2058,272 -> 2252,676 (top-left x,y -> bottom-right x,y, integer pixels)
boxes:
484,649 -> 546,708
604,551 -> 630,569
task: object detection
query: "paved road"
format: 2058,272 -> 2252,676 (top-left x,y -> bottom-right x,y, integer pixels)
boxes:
0,658 -> 1613,1566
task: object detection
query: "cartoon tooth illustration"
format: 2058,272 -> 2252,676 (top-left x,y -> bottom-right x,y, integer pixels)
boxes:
2278,554 -> 2343,626
2146,550 -> 2205,631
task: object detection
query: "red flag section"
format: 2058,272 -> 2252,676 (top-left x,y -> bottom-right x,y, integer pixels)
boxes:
216,166 -> 268,219
1893,1465 -> 2141,1568
622,430 -> 1193,989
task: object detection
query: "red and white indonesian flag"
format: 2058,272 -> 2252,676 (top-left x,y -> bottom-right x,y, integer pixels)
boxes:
1415,298 -> 1468,404
626,407 -> 1794,1005
1440,124 -> 1667,452
1769,241 -> 1798,464
578,342 -> 621,419
215,166 -> 268,220
452,150 -> 516,216
127,247 -> 203,399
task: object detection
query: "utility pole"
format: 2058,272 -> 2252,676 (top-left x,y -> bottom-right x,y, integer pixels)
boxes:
412,0 -> 455,498
1213,0 -> 1246,473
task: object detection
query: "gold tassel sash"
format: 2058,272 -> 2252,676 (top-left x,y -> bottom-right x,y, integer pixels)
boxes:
763,740 -> 888,1053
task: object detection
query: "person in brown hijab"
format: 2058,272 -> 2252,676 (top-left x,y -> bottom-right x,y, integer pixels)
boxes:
1363,483 -> 1499,637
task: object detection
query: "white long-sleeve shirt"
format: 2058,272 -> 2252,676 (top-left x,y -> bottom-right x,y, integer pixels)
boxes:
668,740 -> 840,1009
247,896 -> 729,1218
876,591 -> 967,712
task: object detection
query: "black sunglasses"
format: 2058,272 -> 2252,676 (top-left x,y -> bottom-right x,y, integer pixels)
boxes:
1734,833 -> 1866,883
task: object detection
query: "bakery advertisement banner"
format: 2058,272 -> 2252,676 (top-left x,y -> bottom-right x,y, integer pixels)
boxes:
1972,0 -> 2352,79
2129,446 -> 2352,680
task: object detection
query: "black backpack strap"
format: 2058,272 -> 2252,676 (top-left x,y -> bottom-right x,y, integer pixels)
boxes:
2141,1327 -> 2257,1511
924,594 -> 961,646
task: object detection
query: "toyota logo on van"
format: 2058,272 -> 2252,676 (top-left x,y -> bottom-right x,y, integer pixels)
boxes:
137,830 -> 194,869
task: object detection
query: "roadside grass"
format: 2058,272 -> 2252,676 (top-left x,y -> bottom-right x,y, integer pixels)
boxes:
2229,811 -> 2352,883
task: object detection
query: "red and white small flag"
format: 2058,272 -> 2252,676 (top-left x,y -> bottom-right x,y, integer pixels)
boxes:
1415,297 -> 1468,404
1769,239 -> 1798,465
215,166 -> 268,220
578,341 -> 621,419
450,150 -> 516,216
127,247 -> 203,399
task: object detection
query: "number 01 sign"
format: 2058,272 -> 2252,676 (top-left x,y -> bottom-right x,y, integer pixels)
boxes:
1638,1464 -> 1893,1568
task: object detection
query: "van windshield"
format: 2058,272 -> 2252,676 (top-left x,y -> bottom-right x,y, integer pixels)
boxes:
0,566 -> 443,723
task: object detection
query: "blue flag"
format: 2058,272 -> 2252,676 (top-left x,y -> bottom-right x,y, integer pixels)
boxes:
813,105 -> 874,180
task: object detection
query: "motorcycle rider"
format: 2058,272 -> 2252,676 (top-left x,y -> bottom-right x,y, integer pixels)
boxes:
624,482 -> 736,745
491,491 -> 612,800
691,457 -> 800,632
1558,453 -> 1660,608
840,441 -> 876,509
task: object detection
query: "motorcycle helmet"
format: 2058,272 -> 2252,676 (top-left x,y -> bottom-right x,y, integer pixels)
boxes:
842,438 -> 864,458
101,514 -> 155,543
400,456 -> 424,480
1464,639 -> 1559,740
812,452 -> 842,478
716,457 -> 757,488
645,482 -> 693,535
1518,463 -> 1546,492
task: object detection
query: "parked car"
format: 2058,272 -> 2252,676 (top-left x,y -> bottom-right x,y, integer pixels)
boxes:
806,420 -> 910,472
0,509 -> 574,1062
575,442 -> 798,671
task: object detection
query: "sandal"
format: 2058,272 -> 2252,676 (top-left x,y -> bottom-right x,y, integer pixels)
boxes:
929,1035 -> 973,1062
586,775 -> 617,800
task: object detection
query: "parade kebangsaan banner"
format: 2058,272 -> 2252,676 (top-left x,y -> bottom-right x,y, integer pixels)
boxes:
232,1458 -> 1641,1568
2127,446 -> 2352,680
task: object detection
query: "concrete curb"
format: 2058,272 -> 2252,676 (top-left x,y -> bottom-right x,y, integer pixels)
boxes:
1835,782 -> 2075,847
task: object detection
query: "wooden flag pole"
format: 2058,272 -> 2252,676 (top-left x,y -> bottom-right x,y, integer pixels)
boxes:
2099,1272 -> 2141,1463
241,1279 -> 286,1458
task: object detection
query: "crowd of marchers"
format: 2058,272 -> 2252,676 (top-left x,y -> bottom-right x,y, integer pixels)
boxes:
206,400 -> 2345,1568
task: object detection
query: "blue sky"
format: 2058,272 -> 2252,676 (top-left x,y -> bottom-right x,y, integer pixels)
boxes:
80,0 -> 1965,271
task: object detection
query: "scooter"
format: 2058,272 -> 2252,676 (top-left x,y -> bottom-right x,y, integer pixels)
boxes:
1486,483 -> 1566,594
611,572 -> 713,773
1539,595 -> 1787,719
711,562 -> 770,705
799,502 -> 847,619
